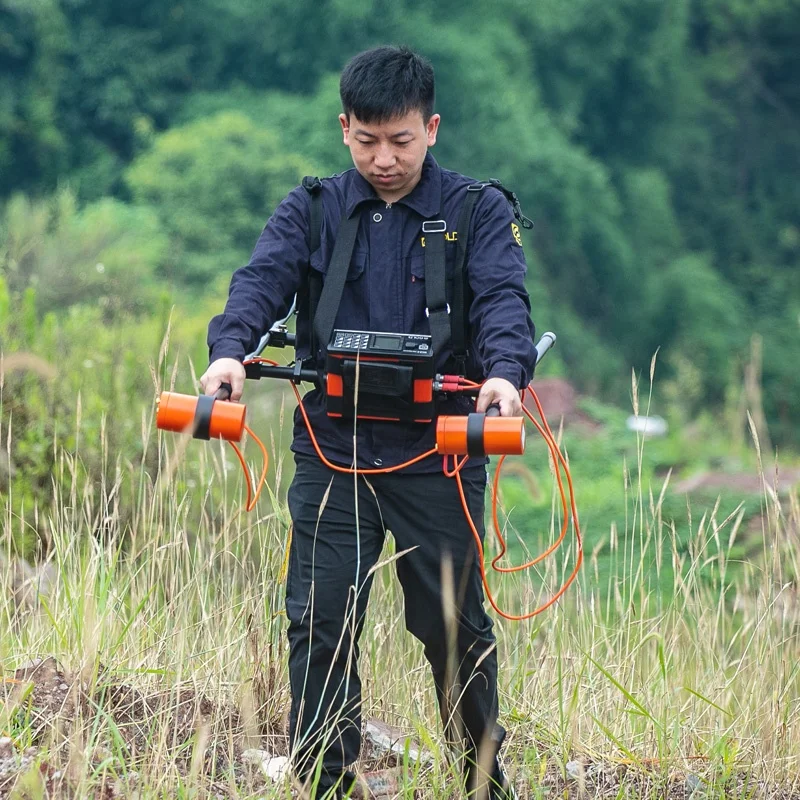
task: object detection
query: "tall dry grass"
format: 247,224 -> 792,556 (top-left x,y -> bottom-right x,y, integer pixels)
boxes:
1,374 -> 799,799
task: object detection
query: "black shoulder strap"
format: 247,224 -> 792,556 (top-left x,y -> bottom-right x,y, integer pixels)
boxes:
313,210 -> 362,353
423,218 -> 450,362
485,178 -> 534,229
450,185 -> 483,370
450,179 -> 533,372
300,176 -> 323,359
302,175 -> 324,252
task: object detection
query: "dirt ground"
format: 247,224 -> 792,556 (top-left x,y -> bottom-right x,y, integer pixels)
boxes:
3,657 -> 800,798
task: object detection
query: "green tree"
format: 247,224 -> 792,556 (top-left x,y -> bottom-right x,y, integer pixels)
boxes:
1,0 -> 797,439
0,0 -> 69,192
126,111 -> 310,289
0,189 -> 167,317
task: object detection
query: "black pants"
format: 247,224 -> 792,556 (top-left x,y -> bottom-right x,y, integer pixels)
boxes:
285,454 -> 506,797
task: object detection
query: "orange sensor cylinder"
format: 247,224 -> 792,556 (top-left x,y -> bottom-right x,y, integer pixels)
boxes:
436,413 -> 526,456
156,392 -> 246,442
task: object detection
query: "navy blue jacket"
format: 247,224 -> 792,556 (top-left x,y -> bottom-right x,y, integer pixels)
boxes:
208,153 -> 536,472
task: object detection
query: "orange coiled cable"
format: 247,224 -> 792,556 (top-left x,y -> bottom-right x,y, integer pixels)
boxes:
224,359 -> 280,511
239,358 -> 582,620
453,384 -> 582,620
229,425 -> 270,512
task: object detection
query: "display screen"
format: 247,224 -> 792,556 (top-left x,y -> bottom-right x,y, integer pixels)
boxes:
372,334 -> 403,351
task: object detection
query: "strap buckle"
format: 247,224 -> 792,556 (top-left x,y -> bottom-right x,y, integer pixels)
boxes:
301,175 -> 322,193
488,178 -> 534,229
422,219 -> 447,233
425,304 -> 451,317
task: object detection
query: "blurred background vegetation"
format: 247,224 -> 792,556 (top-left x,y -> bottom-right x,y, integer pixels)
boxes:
1,0 -> 798,562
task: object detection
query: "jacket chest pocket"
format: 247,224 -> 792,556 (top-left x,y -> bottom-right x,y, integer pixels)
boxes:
309,248 -> 367,282
309,249 -> 370,334
408,241 -> 460,281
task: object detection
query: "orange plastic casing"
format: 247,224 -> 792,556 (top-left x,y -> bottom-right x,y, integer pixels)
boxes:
436,414 -> 525,456
156,392 -> 246,442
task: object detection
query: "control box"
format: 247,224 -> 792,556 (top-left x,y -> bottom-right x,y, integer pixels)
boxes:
329,330 -> 433,357
325,330 -> 435,422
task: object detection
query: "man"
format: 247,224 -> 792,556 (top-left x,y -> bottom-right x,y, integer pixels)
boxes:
201,46 -> 536,798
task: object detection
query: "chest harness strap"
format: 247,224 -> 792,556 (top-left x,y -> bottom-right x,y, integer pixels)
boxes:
301,176 -> 532,376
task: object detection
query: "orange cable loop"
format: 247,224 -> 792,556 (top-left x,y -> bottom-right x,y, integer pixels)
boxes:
222,357 -> 281,510
233,359 -> 581,620
456,384 -> 582,620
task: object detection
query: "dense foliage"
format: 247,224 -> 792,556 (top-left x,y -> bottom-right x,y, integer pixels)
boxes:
1,0 -> 798,449
2,10 -> 799,794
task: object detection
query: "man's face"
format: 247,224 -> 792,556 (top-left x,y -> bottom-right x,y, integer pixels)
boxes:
340,109 -> 440,203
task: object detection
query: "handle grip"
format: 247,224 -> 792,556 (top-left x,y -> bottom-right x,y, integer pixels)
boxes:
216,382 -> 232,401
534,332 -> 557,366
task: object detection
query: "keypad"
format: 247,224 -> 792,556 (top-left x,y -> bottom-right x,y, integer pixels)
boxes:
334,331 -> 369,349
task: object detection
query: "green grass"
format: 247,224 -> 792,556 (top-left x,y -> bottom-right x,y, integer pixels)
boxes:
2,367 -> 800,798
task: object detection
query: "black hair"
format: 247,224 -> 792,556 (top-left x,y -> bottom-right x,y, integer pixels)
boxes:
340,46 -> 435,124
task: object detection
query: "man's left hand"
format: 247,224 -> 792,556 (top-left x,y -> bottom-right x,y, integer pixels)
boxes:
475,377 -> 523,417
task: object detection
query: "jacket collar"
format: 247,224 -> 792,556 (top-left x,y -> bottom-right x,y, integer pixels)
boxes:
345,152 -> 442,219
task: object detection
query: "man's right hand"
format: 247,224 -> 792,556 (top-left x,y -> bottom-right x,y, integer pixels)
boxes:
199,358 -> 246,401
